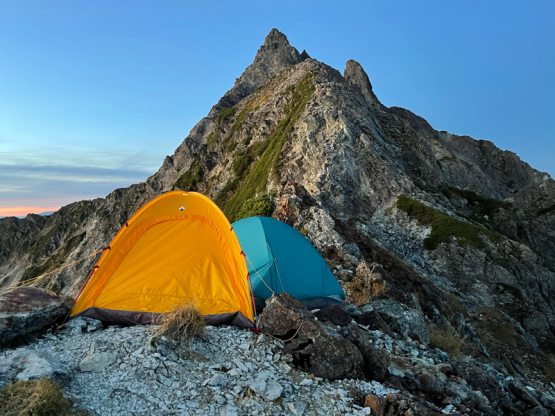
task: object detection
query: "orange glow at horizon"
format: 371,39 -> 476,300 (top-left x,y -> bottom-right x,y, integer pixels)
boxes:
0,207 -> 60,217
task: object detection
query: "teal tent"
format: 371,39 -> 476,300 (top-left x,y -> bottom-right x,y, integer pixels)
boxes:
232,216 -> 344,311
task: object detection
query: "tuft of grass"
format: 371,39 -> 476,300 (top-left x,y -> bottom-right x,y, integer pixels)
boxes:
221,72 -> 316,221
429,325 -> 465,358
232,153 -> 253,177
235,192 -> 276,221
397,194 -> 502,250
172,160 -> 204,191
206,132 -> 219,147
226,141 -> 237,152
216,107 -> 236,124
155,302 -> 205,342
0,378 -> 88,416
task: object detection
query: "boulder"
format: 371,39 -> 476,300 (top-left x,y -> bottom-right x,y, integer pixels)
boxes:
508,380 -> 541,407
258,292 -> 364,380
524,407 -> 550,416
314,304 -> 352,326
0,287 -> 73,346
340,325 -> 390,382
371,299 -> 430,344
452,361 -> 504,408
0,349 -> 70,388
353,309 -> 395,337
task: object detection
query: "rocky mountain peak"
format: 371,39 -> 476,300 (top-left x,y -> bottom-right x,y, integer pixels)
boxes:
208,28 -> 307,117
344,59 -> 381,108
262,27 -> 290,46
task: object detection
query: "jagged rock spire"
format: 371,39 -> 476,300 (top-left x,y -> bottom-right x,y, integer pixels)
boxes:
344,59 -> 381,108
209,29 -> 308,117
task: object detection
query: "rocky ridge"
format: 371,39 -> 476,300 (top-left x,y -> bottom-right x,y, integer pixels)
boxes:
1,28 -> 555,412
1,293 -> 554,415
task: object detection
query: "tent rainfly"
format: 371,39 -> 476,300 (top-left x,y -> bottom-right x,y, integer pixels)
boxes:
232,216 -> 345,312
71,191 -> 254,328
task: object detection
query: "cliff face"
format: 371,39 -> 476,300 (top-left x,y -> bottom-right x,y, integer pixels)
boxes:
1,29 -> 554,385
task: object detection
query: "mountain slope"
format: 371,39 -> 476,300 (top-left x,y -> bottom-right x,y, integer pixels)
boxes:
1,29 -> 554,389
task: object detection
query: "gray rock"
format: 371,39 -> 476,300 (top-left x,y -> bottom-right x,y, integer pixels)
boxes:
157,340 -> 178,361
220,404 -> 240,416
287,401 -> 308,416
344,59 -> 381,108
85,318 -> 103,332
524,407 -> 550,416
0,287 -> 73,346
0,349 -> 70,388
371,299 -> 430,345
79,352 -> 117,372
264,379 -> 284,401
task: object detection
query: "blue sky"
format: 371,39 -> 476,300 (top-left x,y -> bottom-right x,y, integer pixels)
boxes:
1,1 -> 553,215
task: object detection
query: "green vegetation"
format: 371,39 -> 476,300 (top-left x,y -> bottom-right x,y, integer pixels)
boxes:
442,187 -> 511,218
218,72 -> 316,221
215,107 -> 236,124
206,132 -> 219,147
241,136 -> 252,146
172,160 -> 204,191
235,192 -> 276,221
214,178 -> 240,208
0,378 -> 88,416
538,204 -> 555,217
226,141 -> 237,152
397,194 -> 502,250
223,108 -> 252,146
232,153 -> 253,177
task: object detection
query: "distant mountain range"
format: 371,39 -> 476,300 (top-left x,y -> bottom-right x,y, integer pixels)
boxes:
0,211 -> 56,220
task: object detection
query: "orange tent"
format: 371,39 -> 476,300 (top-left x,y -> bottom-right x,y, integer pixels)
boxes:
71,191 -> 254,327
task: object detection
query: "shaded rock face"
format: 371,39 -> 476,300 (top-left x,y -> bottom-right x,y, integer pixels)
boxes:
344,59 -> 381,109
0,287 -> 73,346
258,293 -> 364,380
371,299 -> 430,345
313,304 -> 352,326
0,27 -> 554,389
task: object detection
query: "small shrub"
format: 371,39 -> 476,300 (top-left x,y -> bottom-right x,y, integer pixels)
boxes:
0,378 -> 87,416
172,160 -> 204,191
235,193 -> 276,221
241,136 -> 252,146
370,281 -> 388,299
429,325 -> 465,358
232,154 -> 253,177
155,302 -> 205,342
